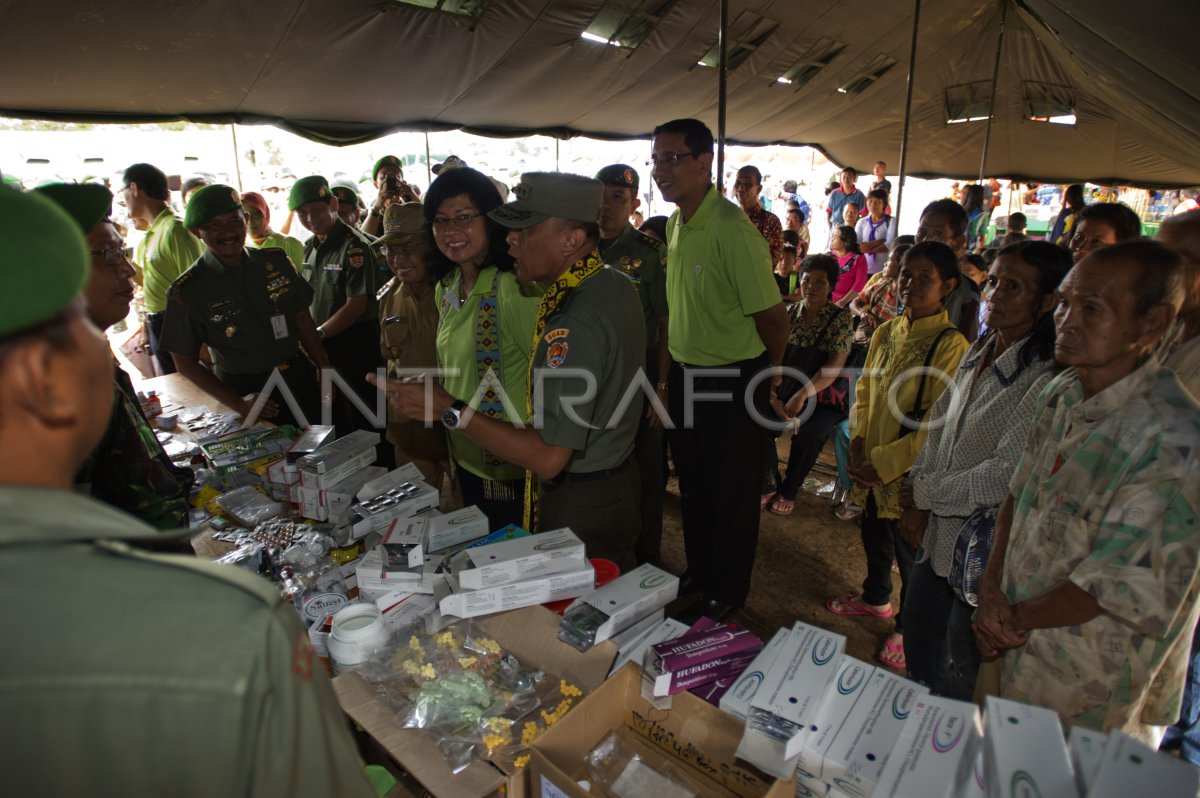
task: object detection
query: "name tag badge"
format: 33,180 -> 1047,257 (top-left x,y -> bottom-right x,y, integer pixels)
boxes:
270,314 -> 288,340
443,288 -> 462,311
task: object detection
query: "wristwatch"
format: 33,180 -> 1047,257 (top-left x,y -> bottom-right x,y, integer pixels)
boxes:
442,400 -> 469,429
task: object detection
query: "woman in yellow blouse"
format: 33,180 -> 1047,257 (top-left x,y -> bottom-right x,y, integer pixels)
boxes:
826,241 -> 970,671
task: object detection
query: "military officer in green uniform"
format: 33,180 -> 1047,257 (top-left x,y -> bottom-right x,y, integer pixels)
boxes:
378,173 -> 646,569
161,184 -> 330,427
0,186 -> 374,797
291,176 -> 385,440
34,183 -> 194,529
596,163 -> 671,565
362,154 -> 420,238
330,183 -> 370,236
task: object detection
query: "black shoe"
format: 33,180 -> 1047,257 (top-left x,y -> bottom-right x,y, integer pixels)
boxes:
676,572 -> 704,598
676,597 -> 741,626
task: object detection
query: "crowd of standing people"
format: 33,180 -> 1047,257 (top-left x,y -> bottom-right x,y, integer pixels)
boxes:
1,115 -> 1199,792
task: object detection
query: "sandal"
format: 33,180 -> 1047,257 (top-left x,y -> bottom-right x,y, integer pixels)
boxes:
878,635 -> 906,671
761,491 -> 777,510
825,593 -> 894,619
770,496 -> 795,516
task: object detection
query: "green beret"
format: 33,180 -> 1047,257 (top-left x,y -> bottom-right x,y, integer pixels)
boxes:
371,155 -> 402,181
0,188 -> 88,339
183,184 -> 242,228
31,183 -> 113,234
331,185 -> 362,209
288,175 -> 331,212
595,164 -> 639,191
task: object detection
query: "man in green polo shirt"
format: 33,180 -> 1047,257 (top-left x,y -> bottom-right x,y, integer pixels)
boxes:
651,118 -> 789,623
291,176 -> 385,441
596,163 -> 670,566
0,186 -> 374,797
122,162 -> 204,375
161,184 -> 330,427
376,173 -> 646,569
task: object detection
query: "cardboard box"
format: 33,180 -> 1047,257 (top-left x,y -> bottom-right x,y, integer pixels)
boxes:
609,608 -> 665,650
380,515 -> 425,570
451,527 -> 587,590
440,564 -> 596,619
982,696 -> 1073,798
350,481 -> 439,539
869,695 -> 981,798
1066,726 -> 1107,797
425,505 -> 490,552
720,628 -> 789,721
355,549 -> 443,600
300,447 -> 377,489
324,465 -> 387,518
530,663 -> 794,798
297,429 -> 379,473
356,462 -> 427,501
561,563 -> 678,647
267,457 -> 299,485
807,668 -> 928,797
333,606 -> 618,798
793,657 -> 875,791
958,749 -> 987,798
609,617 -> 690,677
739,622 -> 845,776
1086,730 -> 1199,797
376,590 -> 441,634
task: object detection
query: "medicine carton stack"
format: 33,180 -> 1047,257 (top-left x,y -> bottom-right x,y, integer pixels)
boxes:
438,527 -> 595,619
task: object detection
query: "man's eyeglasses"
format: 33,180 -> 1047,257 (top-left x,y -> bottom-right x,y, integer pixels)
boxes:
89,247 -> 132,265
431,212 -> 483,231
646,152 -> 699,169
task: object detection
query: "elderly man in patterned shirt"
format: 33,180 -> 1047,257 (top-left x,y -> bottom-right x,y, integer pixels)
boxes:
734,165 -> 783,267
974,240 -> 1200,746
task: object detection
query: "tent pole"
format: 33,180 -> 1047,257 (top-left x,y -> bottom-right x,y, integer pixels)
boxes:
424,132 -> 432,185
556,138 -> 560,171
978,0 -> 1009,182
716,0 -> 728,195
229,124 -> 243,192
894,0 -> 922,226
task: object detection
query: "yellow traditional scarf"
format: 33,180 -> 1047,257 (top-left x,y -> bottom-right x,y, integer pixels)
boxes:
522,250 -> 606,530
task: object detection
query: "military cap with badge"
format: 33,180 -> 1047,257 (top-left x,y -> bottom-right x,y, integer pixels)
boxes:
288,175 -> 332,212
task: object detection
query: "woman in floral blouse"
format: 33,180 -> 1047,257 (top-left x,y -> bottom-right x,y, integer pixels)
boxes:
762,254 -> 854,515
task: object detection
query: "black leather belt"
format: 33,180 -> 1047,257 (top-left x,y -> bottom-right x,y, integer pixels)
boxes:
547,457 -> 633,485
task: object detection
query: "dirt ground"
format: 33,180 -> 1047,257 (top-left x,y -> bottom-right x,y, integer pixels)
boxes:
659,438 -> 898,666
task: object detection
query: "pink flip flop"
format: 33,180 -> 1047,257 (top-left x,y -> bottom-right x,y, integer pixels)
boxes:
878,636 -> 907,671
825,593 -> 895,619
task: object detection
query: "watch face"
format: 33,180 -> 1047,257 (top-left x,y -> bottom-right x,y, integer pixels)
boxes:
441,405 -> 460,429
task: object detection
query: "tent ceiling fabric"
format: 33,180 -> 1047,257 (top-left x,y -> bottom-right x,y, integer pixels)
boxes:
2,0 -> 1197,186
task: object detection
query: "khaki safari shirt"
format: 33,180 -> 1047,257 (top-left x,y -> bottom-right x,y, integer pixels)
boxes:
132,207 -> 204,314
0,486 -> 374,798
161,247 -> 314,376
1000,361 -> 1200,743
531,264 -> 646,474
378,277 -> 447,459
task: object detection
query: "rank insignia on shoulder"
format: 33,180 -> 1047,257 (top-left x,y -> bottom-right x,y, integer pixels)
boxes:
546,340 -> 568,368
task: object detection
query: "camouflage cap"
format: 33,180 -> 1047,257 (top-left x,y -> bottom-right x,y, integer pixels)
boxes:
375,202 -> 426,248
431,155 -> 467,176
595,164 -> 639,192
31,183 -> 113,234
184,184 -> 243,228
0,188 -> 89,339
372,155 -> 402,181
288,175 -> 331,211
487,172 -> 602,230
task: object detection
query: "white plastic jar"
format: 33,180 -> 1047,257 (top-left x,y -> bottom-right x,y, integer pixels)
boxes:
326,603 -> 390,675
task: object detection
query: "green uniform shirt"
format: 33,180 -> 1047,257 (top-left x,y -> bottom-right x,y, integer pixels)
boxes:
599,224 -> 668,350
75,358 -> 194,530
0,487 -> 374,798
532,265 -> 645,473
133,207 -> 205,314
301,220 -> 379,327
250,231 -> 306,272
436,266 -> 542,481
665,187 -> 780,366
160,247 -> 314,376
